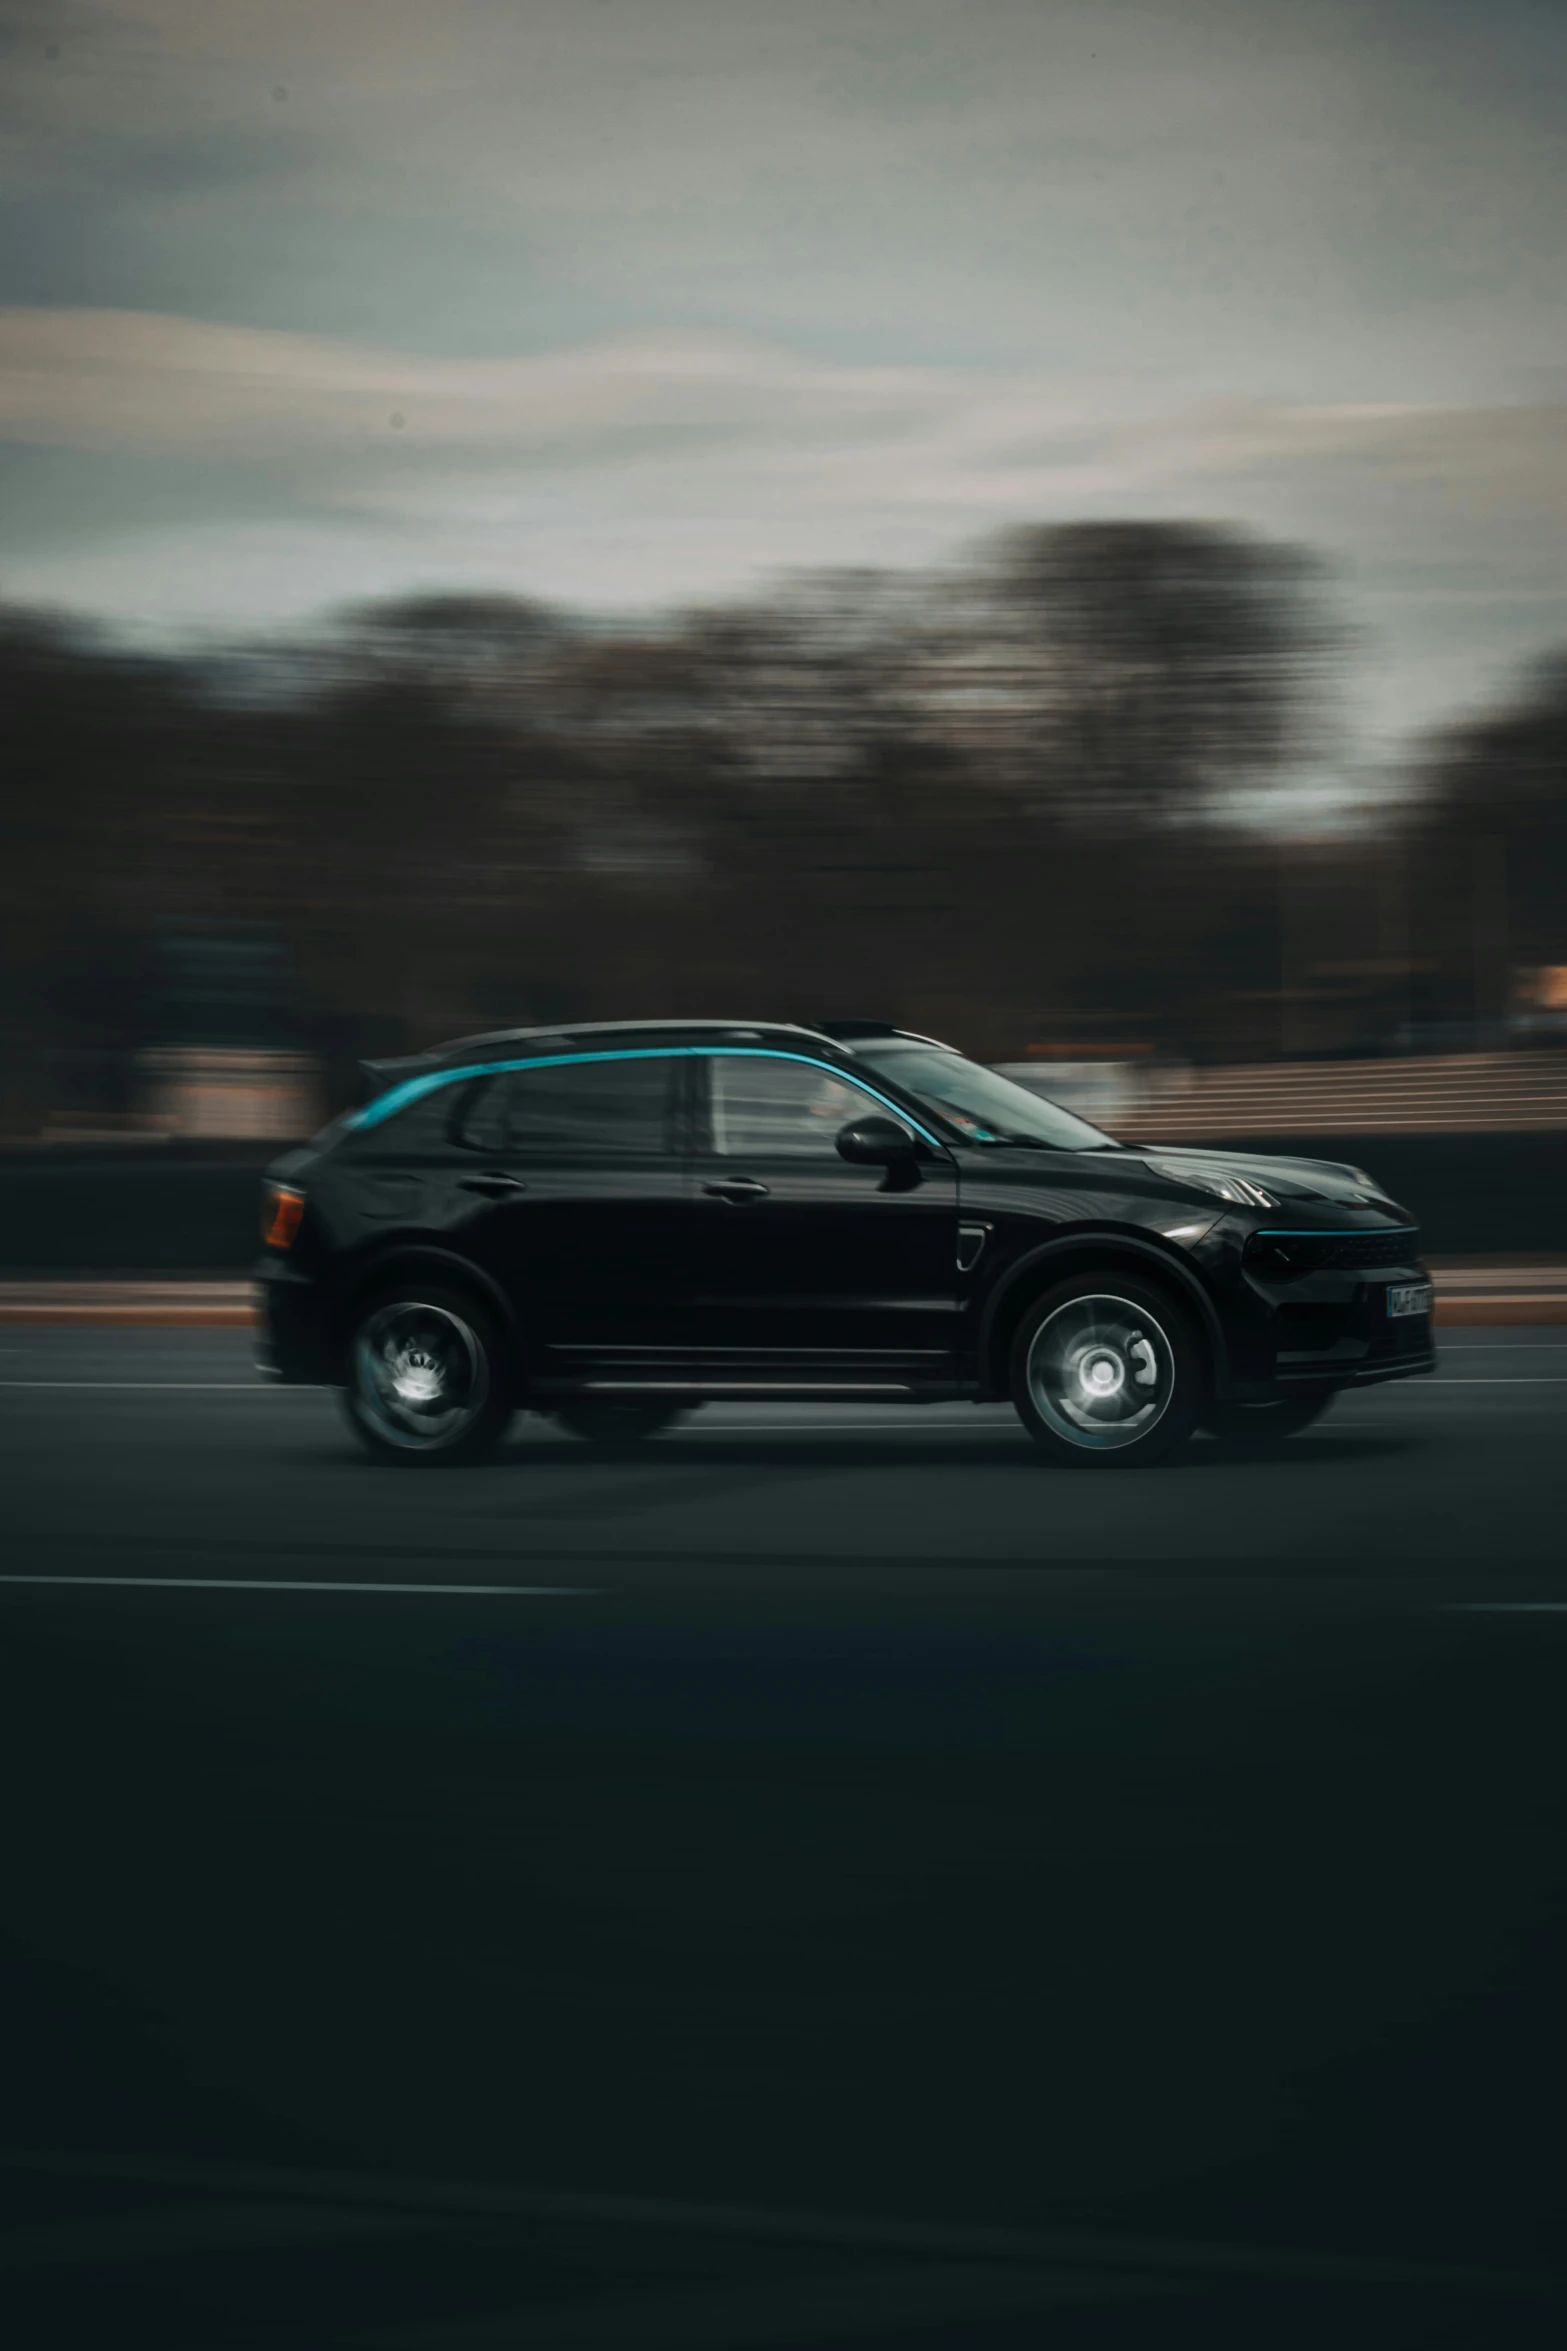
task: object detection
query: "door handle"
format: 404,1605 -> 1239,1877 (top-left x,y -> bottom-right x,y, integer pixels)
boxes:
458,1171 -> 528,1197
702,1178 -> 770,1202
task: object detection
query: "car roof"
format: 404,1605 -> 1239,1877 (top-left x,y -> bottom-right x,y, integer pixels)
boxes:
360,1019 -> 849,1096
430,1018 -> 840,1061
814,1022 -> 957,1050
359,1019 -> 964,1100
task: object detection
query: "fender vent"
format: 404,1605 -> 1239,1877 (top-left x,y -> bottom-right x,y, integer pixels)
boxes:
957,1221 -> 990,1273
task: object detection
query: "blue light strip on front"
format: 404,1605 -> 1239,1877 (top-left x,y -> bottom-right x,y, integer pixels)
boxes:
1252,1226 -> 1419,1236
349,1045 -> 946,1149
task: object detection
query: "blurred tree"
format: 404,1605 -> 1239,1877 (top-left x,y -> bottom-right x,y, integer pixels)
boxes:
993,520 -> 1344,823
12,525 -> 1535,1134
1404,653 -> 1567,1029
0,610 -> 195,1120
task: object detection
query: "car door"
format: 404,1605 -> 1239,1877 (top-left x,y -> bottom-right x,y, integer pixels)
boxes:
684,1051 -> 960,1385
452,1051 -> 695,1379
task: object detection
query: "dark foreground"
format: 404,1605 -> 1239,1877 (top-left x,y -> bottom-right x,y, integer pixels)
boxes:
3,1331 -> 1567,2346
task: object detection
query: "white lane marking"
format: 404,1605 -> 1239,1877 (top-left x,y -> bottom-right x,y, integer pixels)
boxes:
9,2145 -> 1551,2300
1445,1603 -> 1567,1614
0,1575 -> 595,1596
3,1372 -> 1559,1391
0,1386 -> 1018,1422
0,1382 -> 1558,1410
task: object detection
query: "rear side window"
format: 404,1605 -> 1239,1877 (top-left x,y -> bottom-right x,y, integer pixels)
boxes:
356,1090 -> 458,1152
450,1075 -> 509,1155
504,1055 -> 675,1156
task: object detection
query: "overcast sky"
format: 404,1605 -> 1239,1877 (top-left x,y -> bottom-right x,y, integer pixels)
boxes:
2,0 -> 1565,748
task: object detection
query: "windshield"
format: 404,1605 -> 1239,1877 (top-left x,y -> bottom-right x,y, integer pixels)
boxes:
850,1042 -> 1118,1151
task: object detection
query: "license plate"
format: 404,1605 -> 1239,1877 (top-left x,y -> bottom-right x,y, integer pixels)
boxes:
1387,1282 -> 1432,1319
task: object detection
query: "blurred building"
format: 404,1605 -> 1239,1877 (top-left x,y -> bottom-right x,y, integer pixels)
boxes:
993,1058 -> 1160,1124
1000,1048 -> 1567,1140
134,930 -> 321,1141
135,1046 -> 321,1140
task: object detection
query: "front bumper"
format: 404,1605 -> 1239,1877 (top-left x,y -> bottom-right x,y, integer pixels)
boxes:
1255,1274 -> 1436,1395
1275,1335 -> 1436,1390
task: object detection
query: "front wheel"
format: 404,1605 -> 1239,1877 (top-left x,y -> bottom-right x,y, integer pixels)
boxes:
1201,1392 -> 1335,1446
1010,1275 -> 1201,1468
340,1282 -> 513,1467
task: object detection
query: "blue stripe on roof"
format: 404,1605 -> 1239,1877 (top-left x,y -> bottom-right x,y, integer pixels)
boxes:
349,1044 -> 945,1148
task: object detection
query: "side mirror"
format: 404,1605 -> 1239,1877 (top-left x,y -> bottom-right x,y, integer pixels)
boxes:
836,1115 -> 917,1169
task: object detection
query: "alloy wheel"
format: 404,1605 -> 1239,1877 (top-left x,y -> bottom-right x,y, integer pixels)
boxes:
1025,1292 -> 1176,1453
353,1299 -> 490,1452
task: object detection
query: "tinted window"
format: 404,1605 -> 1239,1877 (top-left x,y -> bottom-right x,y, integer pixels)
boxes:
450,1074 -> 509,1155
849,1042 -> 1115,1150
357,1089 -> 458,1151
506,1055 -> 674,1155
710,1055 -> 894,1157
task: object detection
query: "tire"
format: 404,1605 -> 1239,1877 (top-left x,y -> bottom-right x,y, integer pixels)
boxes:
339,1280 -> 514,1467
1201,1392 -> 1335,1446
551,1400 -> 691,1450
1009,1274 -> 1201,1468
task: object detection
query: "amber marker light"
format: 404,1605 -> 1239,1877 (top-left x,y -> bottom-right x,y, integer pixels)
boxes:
262,1184 -> 305,1250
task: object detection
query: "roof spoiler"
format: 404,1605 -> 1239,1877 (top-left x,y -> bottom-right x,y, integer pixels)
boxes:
814,1020 -> 958,1051
358,1053 -> 441,1101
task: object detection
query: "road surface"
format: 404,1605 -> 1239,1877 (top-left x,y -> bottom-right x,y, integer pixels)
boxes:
3,1329 -> 1567,2345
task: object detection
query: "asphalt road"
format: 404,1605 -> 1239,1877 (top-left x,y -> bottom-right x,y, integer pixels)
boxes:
4,1330 -> 1567,2347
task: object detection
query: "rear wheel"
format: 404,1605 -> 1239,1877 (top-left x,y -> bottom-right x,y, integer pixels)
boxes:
1010,1275 -> 1201,1468
340,1282 -> 513,1467
1201,1392 -> 1335,1446
551,1400 -> 691,1450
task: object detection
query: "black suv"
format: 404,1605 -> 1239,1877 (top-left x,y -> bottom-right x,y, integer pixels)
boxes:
257,1019 -> 1434,1466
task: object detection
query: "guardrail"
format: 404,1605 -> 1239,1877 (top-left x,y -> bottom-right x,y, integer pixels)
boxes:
1000,1050 -> 1567,1137
1,1274 -> 1562,1327
2,1056 -> 1564,1266
0,1142 -> 272,1274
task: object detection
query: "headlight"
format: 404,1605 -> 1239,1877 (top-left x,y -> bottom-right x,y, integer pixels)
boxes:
1145,1160 -> 1279,1210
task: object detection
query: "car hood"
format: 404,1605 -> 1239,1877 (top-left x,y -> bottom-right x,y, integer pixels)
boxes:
1118,1141 -> 1396,1209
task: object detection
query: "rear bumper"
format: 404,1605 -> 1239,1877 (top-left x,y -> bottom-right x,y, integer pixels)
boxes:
255,1261 -> 332,1384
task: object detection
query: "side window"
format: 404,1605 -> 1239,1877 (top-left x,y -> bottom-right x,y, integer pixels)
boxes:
450,1074 -> 509,1156
506,1055 -> 674,1156
356,1086 -> 459,1153
710,1056 -> 895,1157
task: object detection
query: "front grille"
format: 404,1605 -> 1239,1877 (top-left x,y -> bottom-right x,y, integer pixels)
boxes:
1318,1230 -> 1422,1269
1246,1228 -> 1421,1279
1275,1304 -> 1349,1352
1367,1317 -> 1433,1362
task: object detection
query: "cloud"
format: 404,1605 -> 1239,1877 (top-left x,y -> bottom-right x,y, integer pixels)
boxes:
0,0 -> 1563,750
3,304 -> 1563,534
0,307 -> 986,460
1,305 -> 1563,755
3,0 -> 1564,387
